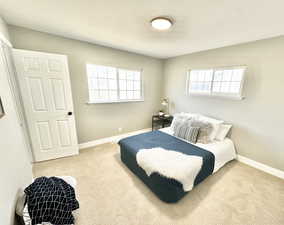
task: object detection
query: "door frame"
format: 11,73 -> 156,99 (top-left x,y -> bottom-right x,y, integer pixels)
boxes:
1,43 -> 35,162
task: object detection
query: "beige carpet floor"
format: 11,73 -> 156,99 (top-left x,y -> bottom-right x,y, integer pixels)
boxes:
33,143 -> 284,225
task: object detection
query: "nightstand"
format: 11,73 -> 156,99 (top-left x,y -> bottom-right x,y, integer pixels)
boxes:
152,115 -> 173,131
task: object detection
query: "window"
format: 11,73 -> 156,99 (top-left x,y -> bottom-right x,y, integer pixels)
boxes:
187,66 -> 246,99
87,64 -> 143,103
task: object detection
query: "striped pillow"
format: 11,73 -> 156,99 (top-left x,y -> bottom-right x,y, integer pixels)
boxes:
174,123 -> 200,144
172,121 -> 182,132
188,119 -> 213,144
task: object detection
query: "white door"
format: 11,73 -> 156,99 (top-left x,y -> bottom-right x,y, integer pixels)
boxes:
13,49 -> 79,162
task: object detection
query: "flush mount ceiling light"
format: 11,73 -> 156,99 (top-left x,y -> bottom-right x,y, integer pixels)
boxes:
151,17 -> 173,30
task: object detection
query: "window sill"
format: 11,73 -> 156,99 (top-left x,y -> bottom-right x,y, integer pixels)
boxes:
86,99 -> 145,104
189,93 -> 245,100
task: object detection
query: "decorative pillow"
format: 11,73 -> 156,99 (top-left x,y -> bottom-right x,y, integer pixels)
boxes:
198,115 -> 224,141
215,124 -> 232,141
171,115 -> 190,131
174,123 -> 200,144
188,119 -> 213,144
170,112 -> 198,130
172,120 -> 183,133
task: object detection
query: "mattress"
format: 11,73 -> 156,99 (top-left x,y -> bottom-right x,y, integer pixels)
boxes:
119,128 -> 237,203
119,130 -> 230,203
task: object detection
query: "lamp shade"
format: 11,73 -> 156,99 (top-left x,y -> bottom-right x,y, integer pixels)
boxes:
161,98 -> 169,106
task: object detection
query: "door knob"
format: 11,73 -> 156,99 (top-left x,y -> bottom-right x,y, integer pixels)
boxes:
68,112 -> 73,116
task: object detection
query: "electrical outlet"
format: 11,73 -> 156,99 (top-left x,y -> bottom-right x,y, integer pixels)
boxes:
118,127 -> 123,133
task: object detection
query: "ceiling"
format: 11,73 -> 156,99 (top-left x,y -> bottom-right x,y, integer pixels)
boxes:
0,0 -> 284,58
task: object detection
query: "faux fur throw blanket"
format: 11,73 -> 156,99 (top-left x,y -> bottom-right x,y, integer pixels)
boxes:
136,147 -> 203,191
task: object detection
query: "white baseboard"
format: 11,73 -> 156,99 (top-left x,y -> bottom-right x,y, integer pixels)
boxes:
237,155 -> 284,179
79,128 -> 152,150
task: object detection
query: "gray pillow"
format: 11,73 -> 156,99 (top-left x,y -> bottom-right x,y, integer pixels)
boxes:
188,119 -> 213,144
171,115 -> 194,131
171,117 -> 189,131
174,123 -> 200,144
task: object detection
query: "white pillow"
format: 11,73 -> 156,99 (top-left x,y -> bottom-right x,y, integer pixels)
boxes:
215,124 -> 232,141
198,115 -> 224,141
179,112 -> 198,118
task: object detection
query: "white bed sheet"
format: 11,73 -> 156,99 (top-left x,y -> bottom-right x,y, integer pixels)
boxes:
159,127 -> 236,173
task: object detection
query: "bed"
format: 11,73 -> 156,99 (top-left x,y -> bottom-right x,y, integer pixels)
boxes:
118,127 -> 236,203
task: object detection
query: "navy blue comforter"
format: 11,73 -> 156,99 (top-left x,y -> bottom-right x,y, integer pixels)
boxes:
118,130 -> 215,203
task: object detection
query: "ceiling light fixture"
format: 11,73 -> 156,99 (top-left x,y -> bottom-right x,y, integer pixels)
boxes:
151,17 -> 173,30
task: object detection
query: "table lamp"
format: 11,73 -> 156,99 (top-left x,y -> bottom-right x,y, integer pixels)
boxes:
161,98 -> 170,117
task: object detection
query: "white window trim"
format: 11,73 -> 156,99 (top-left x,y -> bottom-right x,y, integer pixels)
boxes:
86,64 -> 144,104
86,99 -> 144,104
186,65 -> 247,100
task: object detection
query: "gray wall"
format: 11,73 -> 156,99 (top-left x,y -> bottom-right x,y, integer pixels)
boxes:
9,25 -> 164,143
0,18 -> 33,225
8,25 -> 284,171
164,36 -> 284,171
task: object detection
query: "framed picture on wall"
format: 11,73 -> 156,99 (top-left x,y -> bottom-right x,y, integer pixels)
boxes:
0,96 -> 5,118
